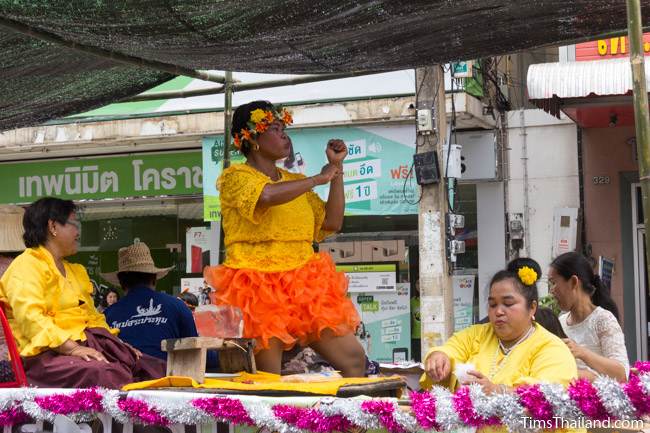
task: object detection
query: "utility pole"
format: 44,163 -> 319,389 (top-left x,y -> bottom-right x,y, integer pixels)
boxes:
214,71 -> 234,266
415,66 -> 454,352
626,0 -> 650,285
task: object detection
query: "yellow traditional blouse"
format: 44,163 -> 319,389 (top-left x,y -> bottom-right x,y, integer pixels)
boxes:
421,323 -> 582,433
218,164 -> 332,271
420,322 -> 577,390
0,246 -> 117,357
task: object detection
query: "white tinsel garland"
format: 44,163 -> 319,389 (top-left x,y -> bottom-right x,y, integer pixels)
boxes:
0,365 -> 646,432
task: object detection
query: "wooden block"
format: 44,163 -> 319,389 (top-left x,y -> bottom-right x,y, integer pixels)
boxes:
162,337 -> 257,382
166,347 -> 208,383
161,337 -> 224,352
219,339 -> 256,374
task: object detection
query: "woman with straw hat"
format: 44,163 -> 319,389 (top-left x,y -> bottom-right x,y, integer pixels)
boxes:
0,205 -> 26,277
0,197 -> 165,388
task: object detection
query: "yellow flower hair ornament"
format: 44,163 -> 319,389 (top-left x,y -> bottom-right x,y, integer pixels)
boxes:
232,106 -> 293,150
517,266 -> 538,286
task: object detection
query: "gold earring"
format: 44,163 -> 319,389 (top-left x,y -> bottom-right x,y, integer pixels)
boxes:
52,231 -> 57,237
253,142 -> 260,151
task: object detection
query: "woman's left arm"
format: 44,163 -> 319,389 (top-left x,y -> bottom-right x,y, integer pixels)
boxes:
567,342 -> 627,382
322,170 -> 344,231
322,139 -> 347,232
566,311 -> 629,382
567,340 -> 627,382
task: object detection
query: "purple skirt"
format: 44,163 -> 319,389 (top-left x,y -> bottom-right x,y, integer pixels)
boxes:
22,327 -> 166,389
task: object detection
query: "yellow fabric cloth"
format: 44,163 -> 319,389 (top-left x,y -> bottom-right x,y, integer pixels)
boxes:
420,323 -> 577,390
218,164 -> 332,272
420,323 -> 581,433
0,246 -> 117,357
123,371 -> 402,396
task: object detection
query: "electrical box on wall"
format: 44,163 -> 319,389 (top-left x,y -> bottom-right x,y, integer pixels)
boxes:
508,213 -> 525,251
413,151 -> 440,185
447,213 -> 465,236
552,207 -> 579,257
416,108 -> 435,134
442,143 -> 463,179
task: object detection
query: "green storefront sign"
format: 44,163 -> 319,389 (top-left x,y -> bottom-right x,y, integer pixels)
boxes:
0,151 -> 203,204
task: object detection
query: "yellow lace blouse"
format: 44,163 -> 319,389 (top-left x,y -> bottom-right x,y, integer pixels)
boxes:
218,164 -> 332,272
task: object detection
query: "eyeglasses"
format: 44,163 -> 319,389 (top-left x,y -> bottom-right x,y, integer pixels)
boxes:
65,219 -> 81,230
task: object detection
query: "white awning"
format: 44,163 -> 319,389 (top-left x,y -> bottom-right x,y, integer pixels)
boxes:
527,57 -> 650,100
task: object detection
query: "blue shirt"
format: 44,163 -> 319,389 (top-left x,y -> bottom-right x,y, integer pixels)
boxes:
105,285 -> 198,360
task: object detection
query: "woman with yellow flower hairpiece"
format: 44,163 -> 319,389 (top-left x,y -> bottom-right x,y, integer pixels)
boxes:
421,267 -> 579,414
204,101 -> 365,377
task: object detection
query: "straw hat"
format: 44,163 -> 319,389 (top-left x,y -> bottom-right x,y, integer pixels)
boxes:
0,206 -> 25,253
100,242 -> 173,287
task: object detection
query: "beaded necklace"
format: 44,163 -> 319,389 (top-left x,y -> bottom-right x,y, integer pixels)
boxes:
488,325 -> 535,379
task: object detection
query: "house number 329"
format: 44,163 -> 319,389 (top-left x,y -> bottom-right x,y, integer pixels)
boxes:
592,176 -> 611,185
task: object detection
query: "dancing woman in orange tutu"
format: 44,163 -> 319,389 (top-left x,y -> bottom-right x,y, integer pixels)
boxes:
204,101 -> 364,376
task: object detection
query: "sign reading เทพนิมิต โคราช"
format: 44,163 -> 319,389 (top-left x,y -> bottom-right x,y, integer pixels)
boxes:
0,151 -> 203,204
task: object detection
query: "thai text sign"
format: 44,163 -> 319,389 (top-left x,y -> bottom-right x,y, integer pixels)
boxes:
202,125 -> 418,221
0,151 -> 202,204
336,263 -> 398,293
575,34 -> 650,61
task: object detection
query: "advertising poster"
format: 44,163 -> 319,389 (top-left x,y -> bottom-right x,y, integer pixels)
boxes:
453,274 -> 476,332
350,283 -> 411,363
598,256 -> 614,290
185,226 -> 210,273
202,124 -> 418,221
336,263 -> 397,293
180,277 -> 211,306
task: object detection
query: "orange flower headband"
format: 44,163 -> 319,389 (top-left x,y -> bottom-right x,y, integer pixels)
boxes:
233,107 -> 293,150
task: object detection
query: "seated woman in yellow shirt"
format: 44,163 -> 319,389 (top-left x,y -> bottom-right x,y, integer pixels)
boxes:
423,267 -> 577,393
0,197 -> 165,388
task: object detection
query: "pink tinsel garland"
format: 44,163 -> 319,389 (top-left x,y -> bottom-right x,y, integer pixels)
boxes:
35,388 -> 103,415
273,404 -> 352,433
192,396 -> 254,425
452,386 -> 500,427
409,390 -> 440,430
117,398 -> 169,426
516,384 -> 556,424
0,406 -> 29,427
360,400 -> 404,433
624,372 -> 650,417
567,378 -> 611,421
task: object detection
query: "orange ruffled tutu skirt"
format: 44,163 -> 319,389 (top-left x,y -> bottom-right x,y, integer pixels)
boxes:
203,253 -> 360,350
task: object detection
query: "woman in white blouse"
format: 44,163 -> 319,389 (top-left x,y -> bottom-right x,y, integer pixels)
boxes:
548,252 -> 629,382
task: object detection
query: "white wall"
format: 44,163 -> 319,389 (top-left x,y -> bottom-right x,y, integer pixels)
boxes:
477,182 -> 507,318
506,109 -> 580,296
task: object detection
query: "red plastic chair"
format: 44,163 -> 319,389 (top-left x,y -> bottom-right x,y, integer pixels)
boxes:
0,302 -> 27,387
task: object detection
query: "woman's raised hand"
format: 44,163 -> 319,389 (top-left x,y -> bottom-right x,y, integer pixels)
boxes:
313,163 -> 341,185
326,139 -> 347,165
425,351 -> 451,382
